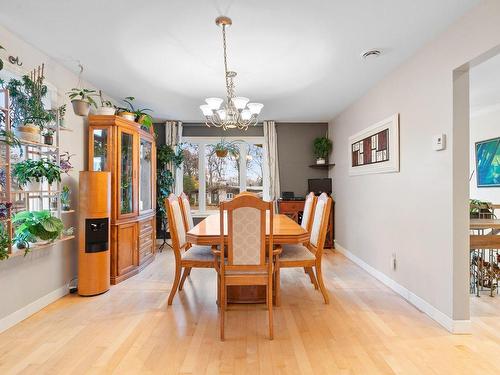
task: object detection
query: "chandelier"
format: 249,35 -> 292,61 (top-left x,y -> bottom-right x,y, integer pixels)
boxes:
200,16 -> 264,131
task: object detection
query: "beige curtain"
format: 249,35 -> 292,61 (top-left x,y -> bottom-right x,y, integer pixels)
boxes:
165,121 -> 183,194
263,120 -> 280,205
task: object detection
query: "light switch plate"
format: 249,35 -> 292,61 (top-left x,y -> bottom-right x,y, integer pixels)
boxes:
432,134 -> 446,151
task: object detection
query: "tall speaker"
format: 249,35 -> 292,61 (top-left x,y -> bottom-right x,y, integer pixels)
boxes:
78,171 -> 111,296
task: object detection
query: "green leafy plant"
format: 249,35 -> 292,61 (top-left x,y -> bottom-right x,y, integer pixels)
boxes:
61,185 -> 71,210
0,225 -> 11,260
99,90 -> 114,107
313,136 -> 332,160
212,139 -> 240,157
156,144 -> 184,245
13,159 -> 62,187
13,210 -> 64,253
0,129 -> 22,150
470,199 -> 494,218
67,88 -> 98,107
58,104 -> 66,119
7,75 -> 55,128
116,96 -> 153,126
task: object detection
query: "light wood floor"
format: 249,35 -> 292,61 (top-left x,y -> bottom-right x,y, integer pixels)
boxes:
0,248 -> 499,375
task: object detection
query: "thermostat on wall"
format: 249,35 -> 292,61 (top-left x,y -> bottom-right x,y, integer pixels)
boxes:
432,134 -> 446,151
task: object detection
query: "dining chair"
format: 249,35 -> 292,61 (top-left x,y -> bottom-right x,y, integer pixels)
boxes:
300,192 -> 318,288
165,193 -> 214,305
179,192 -> 194,231
275,193 -> 332,305
213,194 -> 278,340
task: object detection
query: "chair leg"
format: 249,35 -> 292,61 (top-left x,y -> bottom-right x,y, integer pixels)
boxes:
179,267 -> 191,291
275,261 -> 281,307
315,260 -> 329,304
268,275 -> 274,340
168,264 -> 182,306
306,267 -> 319,290
220,277 -> 225,341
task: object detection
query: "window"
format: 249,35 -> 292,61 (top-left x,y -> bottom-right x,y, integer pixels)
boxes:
181,137 -> 268,213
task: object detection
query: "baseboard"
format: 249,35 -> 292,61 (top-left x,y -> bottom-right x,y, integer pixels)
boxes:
334,241 -> 471,334
0,285 -> 68,334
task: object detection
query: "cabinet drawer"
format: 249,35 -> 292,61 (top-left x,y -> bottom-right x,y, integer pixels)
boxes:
278,201 -> 305,213
139,219 -> 153,234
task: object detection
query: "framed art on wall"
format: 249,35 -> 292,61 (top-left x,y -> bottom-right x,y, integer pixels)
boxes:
348,113 -> 400,176
475,137 -> 500,187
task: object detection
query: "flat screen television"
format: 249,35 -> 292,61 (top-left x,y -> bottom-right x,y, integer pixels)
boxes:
308,178 -> 332,196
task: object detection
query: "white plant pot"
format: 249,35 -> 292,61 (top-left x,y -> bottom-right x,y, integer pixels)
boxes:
71,99 -> 91,117
316,158 -> 326,165
96,106 -> 116,115
26,180 -> 41,191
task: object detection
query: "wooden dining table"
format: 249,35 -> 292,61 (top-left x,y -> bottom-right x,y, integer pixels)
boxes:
186,212 -> 309,303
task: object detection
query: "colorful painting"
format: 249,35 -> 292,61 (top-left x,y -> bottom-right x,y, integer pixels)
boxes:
476,137 -> 500,187
348,114 -> 399,176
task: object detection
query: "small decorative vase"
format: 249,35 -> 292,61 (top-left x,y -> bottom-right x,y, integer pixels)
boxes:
96,106 -> 116,115
43,134 -> 53,145
316,158 -> 326,165
118,111 -> 136,122
15,123 -> 40,143
62,204 -> 71,211
71,99 -> 91,116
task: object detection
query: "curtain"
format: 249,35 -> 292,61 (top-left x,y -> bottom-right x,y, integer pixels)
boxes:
165,121 -> 183,195
263,120 -> 280,206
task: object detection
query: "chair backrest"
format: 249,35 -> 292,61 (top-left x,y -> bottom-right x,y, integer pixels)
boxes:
235,191 -> 259,198
165,193 -> 188,254
308,193 -> 332,255
179,192 -> 194,231
470,234 -> 500,249
220,194 -> 273,273
301,192 -> 317,232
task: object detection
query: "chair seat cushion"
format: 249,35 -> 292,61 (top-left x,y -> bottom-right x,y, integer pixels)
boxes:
280,244 -> 316,261
182,245 -> 213,262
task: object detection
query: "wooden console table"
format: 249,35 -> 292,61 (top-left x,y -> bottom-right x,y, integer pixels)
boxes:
277,198 -> 335,248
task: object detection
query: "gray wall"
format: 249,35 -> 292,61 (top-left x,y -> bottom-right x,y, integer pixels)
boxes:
277,123 -> 329,197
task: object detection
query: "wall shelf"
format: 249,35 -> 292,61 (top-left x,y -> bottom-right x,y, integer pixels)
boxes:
11,235 -> 76,256
308,163 -> 335,169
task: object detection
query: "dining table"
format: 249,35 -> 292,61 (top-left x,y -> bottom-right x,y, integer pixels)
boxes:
186,212 -> 309,303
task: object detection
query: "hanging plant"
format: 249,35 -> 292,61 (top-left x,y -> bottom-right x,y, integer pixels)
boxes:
212,139 -> 240,158
67,88 -> 98,116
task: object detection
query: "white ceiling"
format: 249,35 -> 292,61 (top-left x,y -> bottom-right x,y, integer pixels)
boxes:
470,53 -> 500,115
0,0 -> 479,122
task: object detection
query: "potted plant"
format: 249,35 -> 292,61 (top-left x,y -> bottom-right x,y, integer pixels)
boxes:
13,210 -> 64,251
67,88 -> 98,116
59,152 -> 75,174
0,202 -> 12,220
213,139 -> 240,158
116,96 -> 153,125
61,185 -> 71,211
7,75 -> 55,142
12,158 -> 62,191
0,224 -> 10,260
313,136 -> 332,165
42,128 -> 54,145
96,90 -> 116,115
57,104 -> 66,127
469,199 -> 494,219
0,129 -> 22,152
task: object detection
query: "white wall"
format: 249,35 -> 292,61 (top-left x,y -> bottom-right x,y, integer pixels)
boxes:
329,0 -> 500,331
469,107 -> 500,202
0,25 -> 114,332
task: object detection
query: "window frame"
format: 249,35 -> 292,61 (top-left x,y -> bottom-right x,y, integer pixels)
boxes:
182,136 -> 269,214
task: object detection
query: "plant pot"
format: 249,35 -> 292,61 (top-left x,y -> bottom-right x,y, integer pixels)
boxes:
43,134 -> 53,145
316,158 -> 326,165
71,99 -> 91,116
216,149 -> 228,158
62,204 -> 71,211
25,180 -> 41,192
96,106 -> 116,115
15,123 -> 40,143
118,111 -> 136,122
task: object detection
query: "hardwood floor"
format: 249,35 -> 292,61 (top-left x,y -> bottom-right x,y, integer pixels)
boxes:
0,248 -> 499,374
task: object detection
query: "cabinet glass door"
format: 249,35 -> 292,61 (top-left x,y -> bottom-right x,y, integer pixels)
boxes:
120,131 -> 134,215
139,138 -> 153,213
92,128 -> 109,171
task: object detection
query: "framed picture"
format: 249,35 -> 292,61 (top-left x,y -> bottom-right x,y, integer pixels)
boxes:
475,137 -> 500,187
348,113 -> 399,176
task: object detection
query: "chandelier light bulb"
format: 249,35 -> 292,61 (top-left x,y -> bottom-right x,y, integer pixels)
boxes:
231,97 -> 250,110
200,104 -> 213,116
217,109 -> 227,120
241,109 -> 251,120
205,97 -> 224,110
247,103 -> 264,115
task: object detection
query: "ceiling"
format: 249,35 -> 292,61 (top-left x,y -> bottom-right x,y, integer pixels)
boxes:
470,52 -> 500,115
0,0 -> 479,122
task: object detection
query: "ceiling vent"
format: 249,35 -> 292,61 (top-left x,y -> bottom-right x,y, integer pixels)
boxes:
361,49 -> 382,59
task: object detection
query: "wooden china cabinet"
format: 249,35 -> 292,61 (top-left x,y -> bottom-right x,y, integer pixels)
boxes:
88,115 -> 156,284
